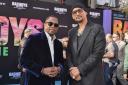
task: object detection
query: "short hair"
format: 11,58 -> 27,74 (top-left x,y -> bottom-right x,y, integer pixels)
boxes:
113,32 -> 120,37
71,3 -> 88,13
106,33 -> 112,39
45,15 -> 58,22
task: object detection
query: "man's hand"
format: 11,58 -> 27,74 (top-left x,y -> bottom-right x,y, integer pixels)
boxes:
49,66 -> 61,77
69,67 -> 81,81
41,66 -> 61,78
22,68 -> 27,72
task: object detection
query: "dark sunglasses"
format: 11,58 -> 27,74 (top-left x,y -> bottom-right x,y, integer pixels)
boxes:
46,22 -> 59,27
72,9 -> 83,15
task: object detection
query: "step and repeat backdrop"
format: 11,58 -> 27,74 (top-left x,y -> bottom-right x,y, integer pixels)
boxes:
0,0 -> 103,84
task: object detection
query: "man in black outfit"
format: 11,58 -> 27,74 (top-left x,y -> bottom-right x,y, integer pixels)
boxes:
67,5 -> 106,85
19,15 -> 64,85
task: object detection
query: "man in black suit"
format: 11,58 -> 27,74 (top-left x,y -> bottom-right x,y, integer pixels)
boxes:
19,15 -> 64,85
67,5 -> 106,85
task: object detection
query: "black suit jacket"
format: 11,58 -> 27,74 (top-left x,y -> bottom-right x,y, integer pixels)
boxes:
20,31 -> 64,85
67,22 -> 106,85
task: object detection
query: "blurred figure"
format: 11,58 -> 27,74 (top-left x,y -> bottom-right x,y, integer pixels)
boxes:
18,28 -> 32,85
67,4 -> 106,85
19,15 -> 64,85
123,30 -> 128,81
18,28 -> 32,69
61,37 -> 69,59
120,32 -> 124,41
112,32 -> 127,85
103,33 -> 118,85
60,37 -> 70,85
19,28 -> 32,55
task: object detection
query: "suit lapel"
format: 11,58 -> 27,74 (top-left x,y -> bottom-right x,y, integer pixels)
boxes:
77,23 -> 92,55
54,39 -> 58,66
72,28 -> 78,54
41,31 -> 53,66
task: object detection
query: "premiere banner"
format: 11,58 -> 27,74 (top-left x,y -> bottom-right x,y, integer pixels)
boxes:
0,0 -> 103,84
112,11 -> 128,33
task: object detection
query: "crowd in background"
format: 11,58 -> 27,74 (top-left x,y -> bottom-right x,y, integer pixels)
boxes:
102,31 -> 128,85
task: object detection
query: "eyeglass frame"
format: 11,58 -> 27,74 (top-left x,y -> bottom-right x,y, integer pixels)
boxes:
72,8 -> 84,15
45,22 -> 59,28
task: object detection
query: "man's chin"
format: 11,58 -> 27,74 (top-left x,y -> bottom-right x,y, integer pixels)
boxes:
49,33 -> 55,36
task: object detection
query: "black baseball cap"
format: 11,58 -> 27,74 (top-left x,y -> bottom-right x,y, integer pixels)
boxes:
71,3 -> 88,13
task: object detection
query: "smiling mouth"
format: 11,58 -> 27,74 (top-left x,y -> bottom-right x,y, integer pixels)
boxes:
49,29 -> 55,31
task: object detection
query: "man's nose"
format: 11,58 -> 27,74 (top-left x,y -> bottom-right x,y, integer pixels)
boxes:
76,11 -> 80,15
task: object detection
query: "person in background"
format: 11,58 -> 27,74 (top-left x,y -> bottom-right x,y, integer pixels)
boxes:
18,28 -> 32,85
119,32 -> 124,41
67,4 -> 106,85
112,32 -> 127,85
60,37 -> 71,85
103,33 -> 118,85
123,30 -> 128,81
19,28 -> 32,55
60,37 -> 69,59
19,15 -> 64,85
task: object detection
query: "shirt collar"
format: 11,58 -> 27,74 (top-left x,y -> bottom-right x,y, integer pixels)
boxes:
44,31 -> 56,41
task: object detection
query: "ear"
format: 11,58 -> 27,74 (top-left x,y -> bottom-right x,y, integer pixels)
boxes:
72,15 -> 75,20
44,22 -> 46,25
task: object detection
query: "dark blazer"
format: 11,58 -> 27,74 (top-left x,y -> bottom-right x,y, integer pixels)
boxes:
20,31 -> 64,85
67,22 -> 106,85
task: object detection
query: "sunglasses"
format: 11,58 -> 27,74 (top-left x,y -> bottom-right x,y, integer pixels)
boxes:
72,9 -> 83,15
46,22 -> 59,27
